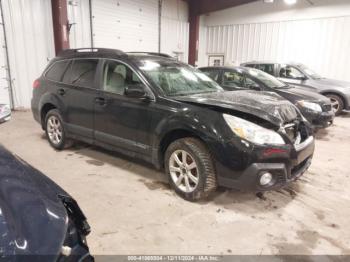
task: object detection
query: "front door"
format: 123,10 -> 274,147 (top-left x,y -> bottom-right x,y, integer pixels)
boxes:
94,59 -> 152,156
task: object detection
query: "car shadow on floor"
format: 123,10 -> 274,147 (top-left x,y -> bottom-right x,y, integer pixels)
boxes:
40,135 -> 300,211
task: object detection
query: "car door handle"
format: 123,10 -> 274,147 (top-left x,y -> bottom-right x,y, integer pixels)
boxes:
95,97 -> 106,106
58,88 -> 66,96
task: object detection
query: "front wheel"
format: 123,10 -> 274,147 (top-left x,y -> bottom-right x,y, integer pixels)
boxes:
325,94 -> 344,116
165,138 -> 217,201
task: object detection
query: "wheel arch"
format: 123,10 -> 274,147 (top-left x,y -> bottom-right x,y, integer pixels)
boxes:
321,91 -> 347,108
157,129 -> 208,169
40,103 -> 57,130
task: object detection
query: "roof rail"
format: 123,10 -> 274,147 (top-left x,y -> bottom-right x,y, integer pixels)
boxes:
58,48 -> 126,57
126,52 -> 174,58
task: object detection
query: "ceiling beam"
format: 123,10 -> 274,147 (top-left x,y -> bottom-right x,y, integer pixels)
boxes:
187,0 -> 258,15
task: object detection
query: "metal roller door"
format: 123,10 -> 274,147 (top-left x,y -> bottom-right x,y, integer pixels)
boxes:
91,0 -> 159,52
0,5 -> 10,105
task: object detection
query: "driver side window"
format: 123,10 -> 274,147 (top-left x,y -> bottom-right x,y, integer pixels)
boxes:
103,60 -> 142,95
279,66 -> 304,79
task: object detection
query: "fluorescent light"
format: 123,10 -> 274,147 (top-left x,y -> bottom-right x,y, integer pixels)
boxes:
263,0 -> 274,3
284,0 -> 297,4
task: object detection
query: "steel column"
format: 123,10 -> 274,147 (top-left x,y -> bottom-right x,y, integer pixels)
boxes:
51,0 -> 69,54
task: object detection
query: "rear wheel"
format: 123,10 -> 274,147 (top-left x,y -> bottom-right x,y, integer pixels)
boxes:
165,138 -> 217,201
45,109 -> 72,150
325,94 -> 344,116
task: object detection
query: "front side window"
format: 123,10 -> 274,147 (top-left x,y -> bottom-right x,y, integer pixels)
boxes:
222,70 -> 245,88
46,60 -> 70,82
279,65 -> 304,79
63,59 -> 98,88
103,60 -> 142,95
138,60 -> 222,96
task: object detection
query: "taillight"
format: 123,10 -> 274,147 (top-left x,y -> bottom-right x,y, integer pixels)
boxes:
33,79 -> 40,89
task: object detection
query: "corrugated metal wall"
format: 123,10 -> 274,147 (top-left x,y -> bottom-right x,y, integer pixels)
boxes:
205,16 -> 350,81
67,0 -> 92,48
1,0 -> 55,108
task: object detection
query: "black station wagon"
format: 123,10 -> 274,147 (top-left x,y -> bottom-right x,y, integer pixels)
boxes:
32,48 -> 315,201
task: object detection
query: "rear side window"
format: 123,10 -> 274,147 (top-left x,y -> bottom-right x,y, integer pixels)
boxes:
45,61 -> 70,82
63,59 -> 99,88
245,64 -> 256,69
255,64 -> 275,76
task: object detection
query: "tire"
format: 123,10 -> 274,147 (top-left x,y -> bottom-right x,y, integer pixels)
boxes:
325,94 -> 344,116
45,109 -> 72,150
165,138 -> 217,201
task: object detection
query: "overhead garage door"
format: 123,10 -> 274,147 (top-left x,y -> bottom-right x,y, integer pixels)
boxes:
0,8 -> 10,105
92,0 -> 159,52
1,0 -> 55,109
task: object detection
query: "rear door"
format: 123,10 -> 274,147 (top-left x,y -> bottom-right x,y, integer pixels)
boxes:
59,59 -> 100,141
93,59 -> 152,156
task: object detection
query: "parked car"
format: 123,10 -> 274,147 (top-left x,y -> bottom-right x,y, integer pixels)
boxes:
0,104 -> 11,123
241,61 -> 350,115
199,66 -> 334,130
31,48 -> 315,201
0,145 -> 93,261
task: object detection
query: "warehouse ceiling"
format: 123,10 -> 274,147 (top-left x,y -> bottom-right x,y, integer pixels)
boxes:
185,0 -> 259,15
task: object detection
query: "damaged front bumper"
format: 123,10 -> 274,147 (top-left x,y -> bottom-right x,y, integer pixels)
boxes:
0,104 -> 11,123
214,136 -> 315,192
302,109 -> 335,129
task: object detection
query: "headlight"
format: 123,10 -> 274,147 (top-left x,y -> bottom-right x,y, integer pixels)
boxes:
223,114 -> 285,145
298,101 -> 322,113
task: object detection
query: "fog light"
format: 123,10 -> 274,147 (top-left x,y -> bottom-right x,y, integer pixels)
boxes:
260,172 -> 273,186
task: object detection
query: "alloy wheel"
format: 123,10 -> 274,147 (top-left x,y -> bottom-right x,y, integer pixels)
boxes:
330,97 -> 340,113
169,150 -> 199,193
47,115 -> 63,145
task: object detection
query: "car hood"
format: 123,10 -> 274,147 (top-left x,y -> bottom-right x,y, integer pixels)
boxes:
276,86 -> 331,104
0,145 -> 71,258
174,91 -> 300,126
313,78 -> 350,88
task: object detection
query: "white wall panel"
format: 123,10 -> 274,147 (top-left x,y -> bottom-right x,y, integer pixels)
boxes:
0,7 -> 10,105
67,0 -> 92,48
92,0 -> 159,52
1,0 -> 54,108
160,0 -> 189,62
204,16 -> 350,81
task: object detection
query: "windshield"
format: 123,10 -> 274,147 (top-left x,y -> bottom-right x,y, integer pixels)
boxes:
247,68 -> 288,89
298,64 -> 322,79
137,59 -> 223,96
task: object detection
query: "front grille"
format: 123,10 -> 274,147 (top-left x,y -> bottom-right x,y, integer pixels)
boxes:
322,104 -> 332,112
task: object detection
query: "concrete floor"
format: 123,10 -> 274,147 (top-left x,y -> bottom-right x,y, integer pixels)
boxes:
0,111 -> 350,255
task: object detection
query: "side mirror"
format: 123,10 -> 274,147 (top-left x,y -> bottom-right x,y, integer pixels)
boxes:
295,76 -> 307,81
125,84 -> 149,99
